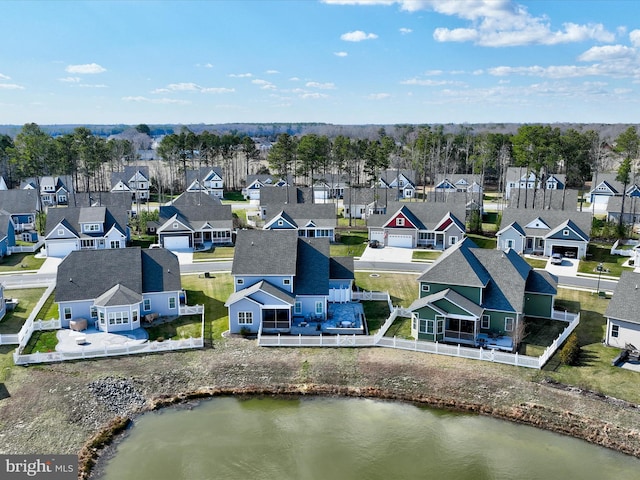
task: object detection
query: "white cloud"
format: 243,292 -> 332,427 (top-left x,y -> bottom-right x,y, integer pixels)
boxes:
0,83 -> 24,90
266,70 -> 280,74
341,30 -> 378,42
300,92 -> 329,99
334,51 -> 348,57
122,96 -> 190,105
229,73 -> 253,78
399,27 -> 412,35
423,70 -> 443,76
152,82 -> 234,94
327,1 -> 615,47
578,45 -> 636,62
201,87 -> 235,93
367,93 -> 391,99
65,63 -> 106,74
289,77 -> 301,81
59,76 -> 81,83
78,84 -> 108,88
196,63 -> 214,68
630,29 -> 640,47
0,73 -> 10,80
401,77 -> 464,86
252,79 -> 276,89
306,81 -> 336,89
166,82 -> 200,91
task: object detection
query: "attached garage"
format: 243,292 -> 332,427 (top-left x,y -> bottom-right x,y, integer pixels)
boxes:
387,234 -> 414,248
552,245 -> 579,258
370,230 -> 384,244
162,235 -> 191,250
46,241 -> 77,258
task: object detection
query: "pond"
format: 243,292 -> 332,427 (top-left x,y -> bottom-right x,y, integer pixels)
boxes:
96,397 -> 640,480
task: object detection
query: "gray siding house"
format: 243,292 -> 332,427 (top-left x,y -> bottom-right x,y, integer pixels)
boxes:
605,271 -> 640,349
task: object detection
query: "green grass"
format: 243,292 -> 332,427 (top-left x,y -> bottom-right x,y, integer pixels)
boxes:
578,243 -> 633,277
362,301 -> 391,334
384,316 -> 414,339
22,330 -> 58,354
542,288 -> 640,403
0,253 -> 45,272
35,292 -> 59,320
193,246 -> 235,260
412,250 -> 442,261
331,231 -> 368,257
337,217 -> 367,228
180,273 -> 235,340
0,288 -> 46,334
524,257 -> 548,269
519,318 -> 569,357
221,191 -> 247,202
129,235 -> 157,249
146,315 -> 203,341
465,234 -> 497,249
355,272 -> 419,308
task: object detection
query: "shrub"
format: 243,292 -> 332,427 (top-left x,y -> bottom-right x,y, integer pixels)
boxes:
559,333 -> 580,366
239,327 -> 252,337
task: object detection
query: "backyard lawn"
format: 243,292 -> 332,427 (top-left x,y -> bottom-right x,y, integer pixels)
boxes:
0,253 -> 45,272
524,257 -> 548,269
193,246 -> 235,261
465,233 -> 497,249
412,250 -> 442,261
362,301 -> 391,334
355,272 -> 419,308
578,243 -> 634,277
0,288 -> 46,334
146,314 -> 203,341
331,231 -> 368,257
181,273 -> 235,340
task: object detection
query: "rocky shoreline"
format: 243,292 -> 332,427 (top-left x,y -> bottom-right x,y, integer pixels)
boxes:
1,338 -> 639,479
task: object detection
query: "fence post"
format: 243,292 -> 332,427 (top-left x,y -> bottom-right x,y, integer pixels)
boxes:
299,333 -> 302,346
415,337 -> 418,351
515,352 -> 518,366
278,333 -> 281,346
393,336 -> 396,348
457,344 -> 461,357
435,341 -> 438,353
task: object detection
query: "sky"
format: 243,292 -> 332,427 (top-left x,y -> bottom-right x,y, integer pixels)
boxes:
2,0 -> 640,126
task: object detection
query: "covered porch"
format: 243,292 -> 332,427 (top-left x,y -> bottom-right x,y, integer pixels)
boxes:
523,236 -> 545,255
444,317 -> 479,346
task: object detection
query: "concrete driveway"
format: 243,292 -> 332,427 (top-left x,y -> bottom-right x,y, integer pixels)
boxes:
169,249 -> 194,265
38,257 -> 62,274
545,257 -> 579,277
359,245 -> 414,263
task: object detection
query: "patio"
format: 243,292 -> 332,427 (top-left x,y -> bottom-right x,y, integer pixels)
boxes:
290,303 -> 365,335
476,333 -> 513,352
56,326 -> 149,353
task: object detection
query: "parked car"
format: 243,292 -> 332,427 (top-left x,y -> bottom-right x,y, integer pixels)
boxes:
550,253 -> 563,265
369,239 -> 381,249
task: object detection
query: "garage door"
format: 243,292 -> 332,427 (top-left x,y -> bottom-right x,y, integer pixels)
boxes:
163,236 -> 190,250
370,231 -> 384,243
387,234 -> 413,248
47,241 -> 77,258
552,246 -> 578,258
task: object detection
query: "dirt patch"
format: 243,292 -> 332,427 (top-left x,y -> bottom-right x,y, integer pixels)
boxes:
1,338 -> 640,479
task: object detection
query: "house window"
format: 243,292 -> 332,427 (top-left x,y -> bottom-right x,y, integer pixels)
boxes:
90,306 -> 98,319
421,284 -> 430,293
277,220 -> 284,226
143,299 -> 151,311
63,307 -> 72,321
315,301 -> 323,315
506,239 -> 514,249
238,311 -> 253,325
80,239 -> 95,249
237,278 -> 244,286
173,223 -> 179,229
611,324 -> 619,338
481,315 -> 490,329
419,319 -> 427,333
110,241 -> 120,249
132,310 -> 138,323
563,230 -> 570,236
396,218 -> 405,227
169,297 -> 177,309
426,320 -> 434,334
108,311 -> 129,325
58,229 -> 65,236
283,279 -> 291,286
99,311 -> 105,324
294,302 -> 302,315
436,318 -> 445,335
449,236 -> 458,246
505,317 -> 514,332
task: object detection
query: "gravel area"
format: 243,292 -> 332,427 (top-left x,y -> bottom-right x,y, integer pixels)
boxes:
1,338 -> 639,477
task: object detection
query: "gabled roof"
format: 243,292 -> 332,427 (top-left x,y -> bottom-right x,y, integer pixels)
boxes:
44,206 -> 128,238
186,166 -> 223,185
295,238 -> 329,295
605,195 -> 640,214
368,202 -> 466,231
260,186 -> 314,206
264,210 -> 297,229
110,166 -> 150,188
232,230 -> 299,276
66,192 -> 133,209
224,280 -> 295,307
55,247 -> 181,303
418,238 -> 491,288
170,191 -> 222,207
409,288 -> 485,318
94,284 -> 142,307
330,257 -> 355,280
263,204 -> 336,228
508,188 -> 578,210
499,209 -> 591,240
545,219 -> 589,242
605,271 -> 640,324
0,189 -> 40,213
379,169 -> 416,187
157,203 -> 232,231
496,221 -> 526,237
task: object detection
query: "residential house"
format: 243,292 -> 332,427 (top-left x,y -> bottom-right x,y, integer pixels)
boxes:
242,174 -> 290,203
156,193 -> 233,249
496,209 -> 591,258
368,202 -> 466,249
0,189 -> 40,242
110,166 -> 150,202
0,283 -> 5,322
258,186 -> 314,219
504,168 -> 565,200
263,204 -> 337,241
21,175 -> 73,206
186,166 -> 224,198
605,187 -> 640,225
342,187 -> 389,219
44,206 -> 130,258
0,212 -> 16,258
408,238 -> 558,351
434,174 -> 483,195
508,188 -> 579,211
55,247 -> 182,333
604,271 -> 640,348
376,169 -> 416,199
65,191 -> 134,212
313,174 -> 349,200
225,230 -> 355,334
588,172 -> 640,208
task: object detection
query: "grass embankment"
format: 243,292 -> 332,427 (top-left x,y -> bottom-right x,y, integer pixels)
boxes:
0,253 -> 45,272
181,273 -> 234,340
412,250 -> 442,261
578,243 -> 634,277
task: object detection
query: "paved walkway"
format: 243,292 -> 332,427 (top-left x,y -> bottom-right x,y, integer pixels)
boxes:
37,257 -> 62,274
359,245 -> 414,263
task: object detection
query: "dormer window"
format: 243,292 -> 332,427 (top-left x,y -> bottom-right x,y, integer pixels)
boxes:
83,223 -> 101,232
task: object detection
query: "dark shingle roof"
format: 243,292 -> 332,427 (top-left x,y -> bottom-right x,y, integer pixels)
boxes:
499,209 -> 591,240
55,247 -> 181,302
295,238 -> 330,295
409,288 -> 485,318
171,192 -> 222,207
369,202 -> 466,230
0,189 -> 40,213
232,230 -> 299,275
508,188 -> 578,210
158,204 -> 232,230
66,192 -> 133,209
417,238 -> 490,288
605,271 -> 640,324
330,257 -> 355,280
264,204 -> 336,227
45,206 -> 128,238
